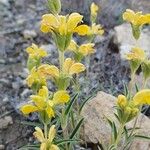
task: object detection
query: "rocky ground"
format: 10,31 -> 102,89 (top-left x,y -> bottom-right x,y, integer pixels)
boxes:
0,0 -> 149,149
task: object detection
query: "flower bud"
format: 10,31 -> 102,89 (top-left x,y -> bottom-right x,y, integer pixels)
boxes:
141,60 -> 150,82
131,108 -> 139,117
47,0 -> 61,14
117,95 -> 127,108
124,107 -> 132,117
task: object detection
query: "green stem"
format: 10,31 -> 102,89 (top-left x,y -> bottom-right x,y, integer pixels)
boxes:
44,123 -> 48,140
59,51 -> 64,72
129,73 -> 135,96
114,123 -> 125,149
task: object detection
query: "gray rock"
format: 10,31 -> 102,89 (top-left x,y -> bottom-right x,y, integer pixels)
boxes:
0,116 -> 13,129
0,0 -> 9,7
40,44 -> 56,54
23,30 -> 37,39
0,145 -> 5,150
81,91 -> 150,150
113,23 -> 150,60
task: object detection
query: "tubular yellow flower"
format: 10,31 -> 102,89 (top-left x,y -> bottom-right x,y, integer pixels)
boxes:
67,40 -> 78,52
87,23 -> 104,36
117,95 -> 127,108
52,90 -> 70,105
33,127 -> 45,143
20,86 -> 55,118
74,25 -> 90,36
133,89 -> 150,106
68,40 -> 95,56
126,47 -> 146,61
91,2 -> 99,18
26,67 -> 47,87
33,125 -> 60,150
63,58 -> 85,75
41,13 -> 88,36
38,64 -> 59,78
123,9 -> 143,26
26,43 -> 48,59
79,43 -> 95,56
123,9 -> 150,26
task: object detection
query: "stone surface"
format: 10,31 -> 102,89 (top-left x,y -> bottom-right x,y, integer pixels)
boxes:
0,116 -> 13,129
113,23 -> 150,60
81,91 -> 150,150
0,145 -> 5,150
23,30 -> 37,39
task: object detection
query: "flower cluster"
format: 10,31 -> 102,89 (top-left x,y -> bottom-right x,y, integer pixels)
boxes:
33,125 -> 59,150
117,89 -> 150,123
19,1 -> 105,149
123,9 -> 150,39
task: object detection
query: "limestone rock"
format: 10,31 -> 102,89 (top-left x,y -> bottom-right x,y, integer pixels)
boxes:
113,23 -> 150,60
0,116 -> 13,129
81,91 -> 150,150
23,30 -> 37,39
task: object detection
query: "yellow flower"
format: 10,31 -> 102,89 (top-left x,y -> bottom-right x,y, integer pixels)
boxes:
63,58 -> 85,75
123,9 -> 150,39
26,43 -> 48,59
33,125 -> 60,150
79,43 -> 95,56
87,23 -> 104,36
123,9 -> 150,26
20,86 -> 54,118
117,95 -> 127,108
26,67 -> 47,87
126,47 -> 146,61
38,64 -> 59,78
123,9 -> 143,26
67,40 -> 78,52
68,40 -> 95,56
133,89 -> 150,106
91,2 -> 99,18
52,90 -> 70,105
41,13 -> 88,36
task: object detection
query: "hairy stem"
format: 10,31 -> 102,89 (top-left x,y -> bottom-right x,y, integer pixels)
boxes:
114,123 -> 125,149
44,123 -> 48,140
59,51 -> 64,72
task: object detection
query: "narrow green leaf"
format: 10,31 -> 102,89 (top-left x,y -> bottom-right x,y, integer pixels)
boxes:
124,126 -> 129,141
112,122 -> 117,141
123,83 -> 129,97
70,118 -> 84,139
19,144 -> 40,150
55,139 -> 79,145
134,135 -> 150,140
135,83 -> 139,92
108,144 -> 116,150
106,117 -> 113,128
114,113 -> 120,122
65,93 -> 78,116
20,121 -> 42,128
79,94 -> 96,114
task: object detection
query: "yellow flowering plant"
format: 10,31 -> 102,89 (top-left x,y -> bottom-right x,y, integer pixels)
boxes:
123,9 -> 150,40
100,9 -> 150,150
19,0 -> 150,149
19,0 -> 98,149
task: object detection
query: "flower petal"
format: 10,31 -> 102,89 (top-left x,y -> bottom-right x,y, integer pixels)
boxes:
20,105 -> 38,115
53,90 -> 70,105
48,125 -> 56,142
33,127 -> 45,143
133,89 -> 150,106
67,13 -> 83,32
74,25 -> 90,36
69,63 -> 85,75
